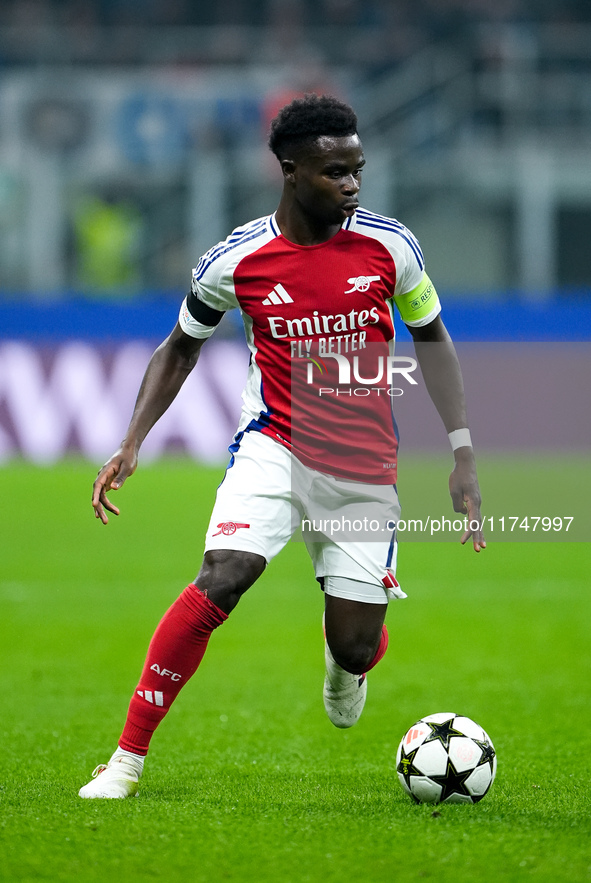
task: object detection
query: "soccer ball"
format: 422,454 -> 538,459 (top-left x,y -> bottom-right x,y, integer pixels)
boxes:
396,712 -> 496,805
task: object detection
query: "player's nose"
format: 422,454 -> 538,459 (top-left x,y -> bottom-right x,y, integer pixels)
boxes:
342,174 -> 360,195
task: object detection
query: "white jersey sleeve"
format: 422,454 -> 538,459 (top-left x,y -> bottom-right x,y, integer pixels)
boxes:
347,208 -> 441,327
179,215 -> 276,339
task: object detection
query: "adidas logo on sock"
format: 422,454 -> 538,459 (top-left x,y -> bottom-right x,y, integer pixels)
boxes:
262,283 -> 293,305
137,689 -> 164,706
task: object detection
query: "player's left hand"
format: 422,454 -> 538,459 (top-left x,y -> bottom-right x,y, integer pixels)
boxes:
449,448 -> 486,552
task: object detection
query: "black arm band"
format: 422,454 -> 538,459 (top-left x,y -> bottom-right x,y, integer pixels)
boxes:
186,291 -> 225,326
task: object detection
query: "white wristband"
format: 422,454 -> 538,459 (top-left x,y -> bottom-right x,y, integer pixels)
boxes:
448,428 -> 472,451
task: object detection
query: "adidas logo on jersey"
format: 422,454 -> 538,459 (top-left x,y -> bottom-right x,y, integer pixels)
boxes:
262,283 -> 293,305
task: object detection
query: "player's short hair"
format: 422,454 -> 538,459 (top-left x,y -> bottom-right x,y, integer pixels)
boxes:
268,94 -> 358,160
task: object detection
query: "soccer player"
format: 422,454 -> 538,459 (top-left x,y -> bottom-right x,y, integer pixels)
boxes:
79,94 -> 485,799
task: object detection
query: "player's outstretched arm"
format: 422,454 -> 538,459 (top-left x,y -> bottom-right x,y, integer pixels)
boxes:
406,315 -> 486,552
92,323 -> 205,524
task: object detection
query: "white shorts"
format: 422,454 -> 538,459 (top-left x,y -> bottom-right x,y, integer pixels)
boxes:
205,431 -> 406,605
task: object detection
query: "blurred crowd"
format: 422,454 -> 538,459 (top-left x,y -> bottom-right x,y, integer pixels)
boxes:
1,0 -> 590,68
1,0 -> 590,29
2,0 -> 591,295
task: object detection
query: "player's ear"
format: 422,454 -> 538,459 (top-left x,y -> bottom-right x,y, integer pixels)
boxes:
280,158 -> 296,182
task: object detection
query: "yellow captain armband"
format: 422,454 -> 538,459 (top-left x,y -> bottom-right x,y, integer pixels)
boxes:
393,273 -> 441,326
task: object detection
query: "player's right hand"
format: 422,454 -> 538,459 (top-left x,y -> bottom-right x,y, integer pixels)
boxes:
92,448 -> 138,524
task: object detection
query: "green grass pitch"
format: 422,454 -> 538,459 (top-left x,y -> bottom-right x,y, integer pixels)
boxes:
1,457 -> 590,882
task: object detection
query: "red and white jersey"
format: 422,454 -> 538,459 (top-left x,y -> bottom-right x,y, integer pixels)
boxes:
179,208 -> 441,484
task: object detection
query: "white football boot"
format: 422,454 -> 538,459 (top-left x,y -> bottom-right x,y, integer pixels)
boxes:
78,750 -> 143,799
323,641 -> 367,728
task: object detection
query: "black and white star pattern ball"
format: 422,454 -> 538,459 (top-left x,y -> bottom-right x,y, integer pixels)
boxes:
396,712 -> 497,804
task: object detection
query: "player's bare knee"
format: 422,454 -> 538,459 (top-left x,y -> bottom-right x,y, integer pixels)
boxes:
194,549 -> 266,612
329,640 -> 377,675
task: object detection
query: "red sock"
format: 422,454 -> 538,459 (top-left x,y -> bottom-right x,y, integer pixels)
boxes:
119,584 -> 227,755
365,624 -> 389,672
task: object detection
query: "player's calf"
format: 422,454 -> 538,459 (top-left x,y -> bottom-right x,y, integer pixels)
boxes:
322,587 -> 389,728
